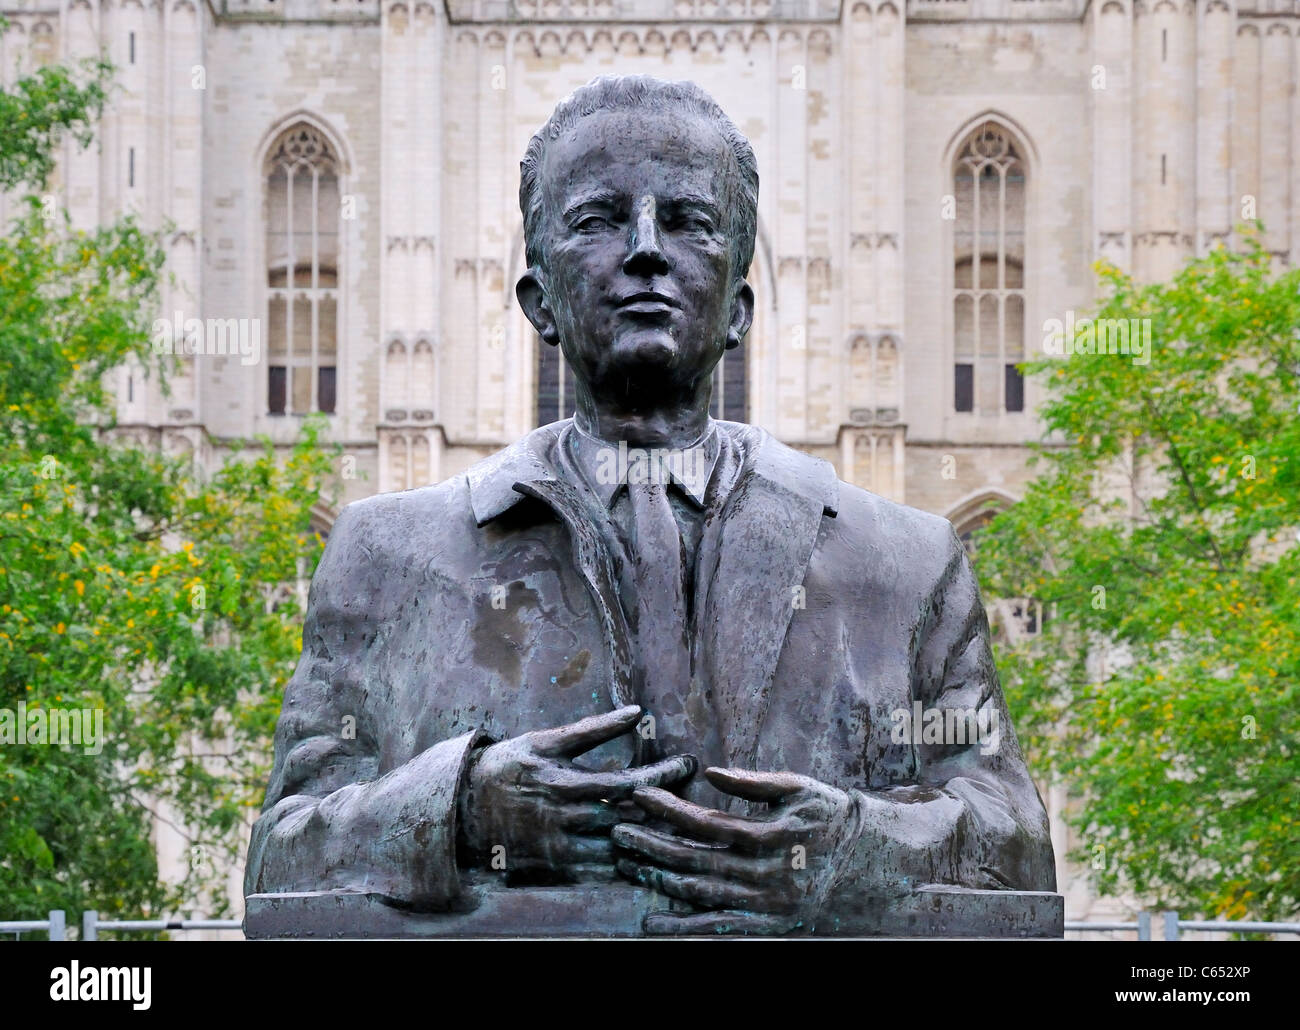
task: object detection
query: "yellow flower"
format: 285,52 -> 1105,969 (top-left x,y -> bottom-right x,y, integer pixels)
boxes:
74,580 -> 84,597
55,622 -> 65,634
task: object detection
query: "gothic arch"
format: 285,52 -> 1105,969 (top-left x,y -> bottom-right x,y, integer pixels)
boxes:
309,503 -> 337,537
385,338 -> 410,415
255,111 -> 353,178
942,110 -> 1039,179
945,487 -> 1019,537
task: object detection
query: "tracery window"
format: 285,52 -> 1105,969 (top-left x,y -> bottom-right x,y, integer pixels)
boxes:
265,124 -> 340,415
953,123 -> 1026,415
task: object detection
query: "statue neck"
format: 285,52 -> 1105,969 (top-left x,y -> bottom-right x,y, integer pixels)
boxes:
572,394 -> 712,451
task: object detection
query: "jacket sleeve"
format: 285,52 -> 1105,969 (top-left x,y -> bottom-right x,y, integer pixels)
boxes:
825,525 -> 1056,907
243,500 -> 486,911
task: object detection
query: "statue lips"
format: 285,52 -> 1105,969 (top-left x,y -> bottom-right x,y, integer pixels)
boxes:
616,290 -> 679,317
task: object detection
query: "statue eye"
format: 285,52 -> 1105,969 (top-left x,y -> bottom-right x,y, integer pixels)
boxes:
673,214 -> 715,233
574,215 -> 611,232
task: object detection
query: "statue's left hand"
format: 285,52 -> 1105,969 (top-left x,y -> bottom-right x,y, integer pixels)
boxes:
613,768 -> 857,936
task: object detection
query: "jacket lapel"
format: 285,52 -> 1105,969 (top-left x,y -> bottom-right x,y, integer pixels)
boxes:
466,420 -> 840,774
696,427 -> 840,772
513,477 -> 639,719
467,423 -> 640,746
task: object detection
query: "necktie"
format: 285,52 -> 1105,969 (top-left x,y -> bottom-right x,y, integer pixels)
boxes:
627,478 -> 691,756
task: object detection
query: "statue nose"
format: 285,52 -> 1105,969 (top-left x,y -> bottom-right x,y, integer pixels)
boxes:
623,197 -> 669,276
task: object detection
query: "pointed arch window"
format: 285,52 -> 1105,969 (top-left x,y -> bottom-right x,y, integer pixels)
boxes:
535,336 -> 576,427
265,124 -> 340,415
709,346 -> 746,423
953,123 -> 1026,415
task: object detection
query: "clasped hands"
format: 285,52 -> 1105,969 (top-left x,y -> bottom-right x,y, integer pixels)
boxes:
457,705 -> 858,935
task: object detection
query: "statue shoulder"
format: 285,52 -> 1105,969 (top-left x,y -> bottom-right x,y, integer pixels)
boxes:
325,476 -> 472,571
719,422 -> 840,515
824,479 -> 965,581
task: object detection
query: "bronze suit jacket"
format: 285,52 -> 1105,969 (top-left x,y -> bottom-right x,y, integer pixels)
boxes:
244,419 -> 1056,921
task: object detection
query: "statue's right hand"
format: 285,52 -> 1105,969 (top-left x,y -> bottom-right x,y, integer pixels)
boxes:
456,705 -> 697,882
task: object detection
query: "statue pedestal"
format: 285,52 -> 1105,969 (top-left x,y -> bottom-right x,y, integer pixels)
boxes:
244,882 -> 1063,938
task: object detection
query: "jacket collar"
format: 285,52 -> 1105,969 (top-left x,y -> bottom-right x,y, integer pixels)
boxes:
467,418 -> 839,528
564,420 -> 720,509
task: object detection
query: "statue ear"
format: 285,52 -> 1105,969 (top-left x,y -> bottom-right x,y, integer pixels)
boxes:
516,269 -> 560,346
725,278 -> 754,351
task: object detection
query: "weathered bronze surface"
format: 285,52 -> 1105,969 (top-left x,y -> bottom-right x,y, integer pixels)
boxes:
244,76 -> 1058,937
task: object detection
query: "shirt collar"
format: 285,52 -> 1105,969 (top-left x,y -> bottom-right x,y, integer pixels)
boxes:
564,419 -> 721,510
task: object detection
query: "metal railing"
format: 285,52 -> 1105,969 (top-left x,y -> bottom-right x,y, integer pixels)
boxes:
7,908 -> 1300,940
1066,911 -> 1300,940
1,911 -> 241,940
82,912 -> 243,940
0,911 -> 66,940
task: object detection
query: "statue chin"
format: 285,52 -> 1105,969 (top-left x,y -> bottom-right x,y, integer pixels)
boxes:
610,328 -> 680,367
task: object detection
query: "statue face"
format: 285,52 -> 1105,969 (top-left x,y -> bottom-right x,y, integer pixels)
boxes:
518,106 -> 754,409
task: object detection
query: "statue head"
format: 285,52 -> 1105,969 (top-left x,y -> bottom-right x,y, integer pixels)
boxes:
516,76 -> 758,418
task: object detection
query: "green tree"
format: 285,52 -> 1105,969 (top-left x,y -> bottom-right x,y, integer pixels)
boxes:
0,36 -> 340,921
976,230 -> 1300,921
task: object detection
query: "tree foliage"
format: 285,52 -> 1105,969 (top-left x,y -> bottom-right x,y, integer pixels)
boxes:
0,46 -> 339,920
977,231 -> 1300,921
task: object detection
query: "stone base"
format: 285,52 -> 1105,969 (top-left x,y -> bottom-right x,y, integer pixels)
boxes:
244,882 -> 1064,938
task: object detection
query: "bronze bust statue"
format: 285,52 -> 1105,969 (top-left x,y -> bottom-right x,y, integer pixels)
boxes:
244,75 -> 1057,937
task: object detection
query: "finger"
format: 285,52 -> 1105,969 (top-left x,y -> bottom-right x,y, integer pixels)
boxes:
542,755 -> 697,801
562,835 -> 617,865
531,706 -> 643,759
642,911 -> 800,937
616,859 -> 791,912
558,801 -> 641,833
497,835 -> 618,869
506,859 -> 620,884
567,862 -> 621,884
704,767 -> 812,804
632,786 -> 801,851
611,824 -> 787,885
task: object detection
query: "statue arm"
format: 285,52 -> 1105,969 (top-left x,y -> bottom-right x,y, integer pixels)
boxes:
829,526 -> 1056,900
243,502 -> 486,911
